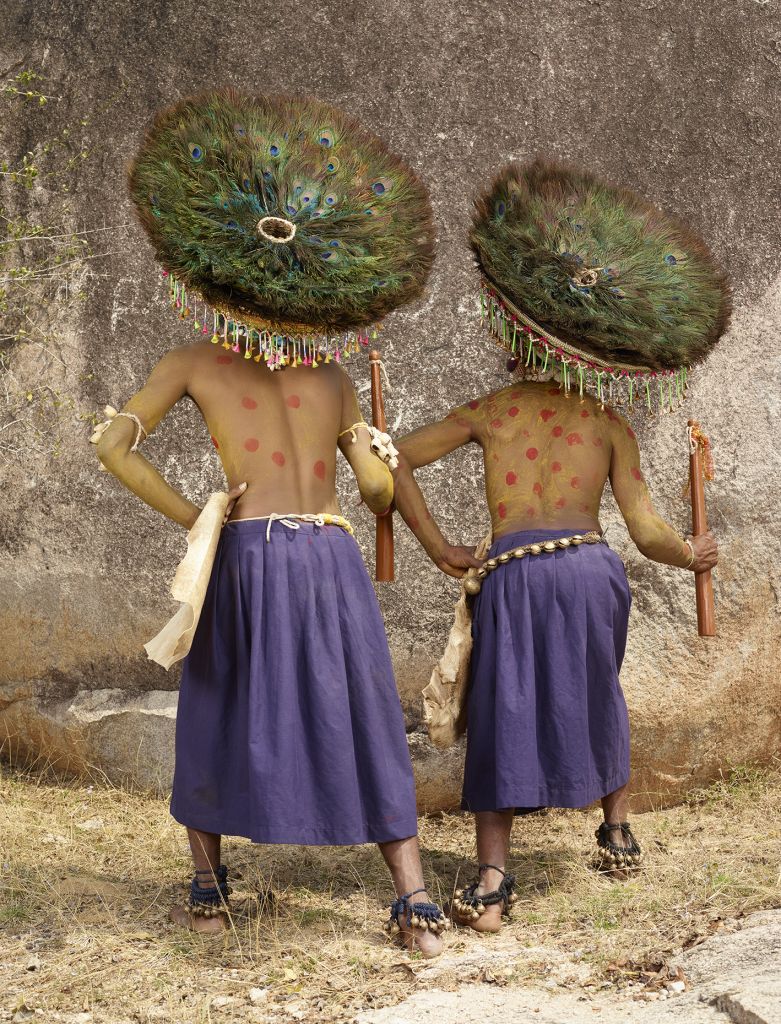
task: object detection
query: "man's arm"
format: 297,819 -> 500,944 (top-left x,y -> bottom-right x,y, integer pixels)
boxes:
608,414 -> 717,571
95,347 -> 202,529
394,410 -> 483,578
337,371 -> 394,514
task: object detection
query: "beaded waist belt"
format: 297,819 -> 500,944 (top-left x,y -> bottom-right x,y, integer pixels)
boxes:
463,531 -> 604,595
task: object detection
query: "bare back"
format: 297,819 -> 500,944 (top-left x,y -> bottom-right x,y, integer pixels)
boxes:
97,341 -> 392,530
396,378 -> 698,575
187,343 -> 344,520
452,381 -> 617,537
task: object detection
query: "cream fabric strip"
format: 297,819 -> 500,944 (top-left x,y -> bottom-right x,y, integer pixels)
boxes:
144,492 -> 230,670
421,530 -> 493,749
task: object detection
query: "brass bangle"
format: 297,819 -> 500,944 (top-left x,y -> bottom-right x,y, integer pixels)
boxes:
683,538 -> 696,569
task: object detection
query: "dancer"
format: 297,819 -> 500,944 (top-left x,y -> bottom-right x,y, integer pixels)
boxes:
392,159 -> 728,931
95,90 -> 447,955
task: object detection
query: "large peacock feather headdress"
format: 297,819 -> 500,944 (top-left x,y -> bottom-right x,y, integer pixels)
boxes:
129,90 -> 435,368
470,160 -> 731,411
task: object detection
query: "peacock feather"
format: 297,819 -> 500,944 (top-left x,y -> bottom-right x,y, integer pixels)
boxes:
129,89 -> 434,336
470,160 -> 731,374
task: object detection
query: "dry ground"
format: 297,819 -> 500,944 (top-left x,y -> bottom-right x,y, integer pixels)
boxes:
1,763 -> 780,1024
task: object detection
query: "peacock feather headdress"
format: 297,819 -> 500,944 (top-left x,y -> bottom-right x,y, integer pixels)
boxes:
129,90 -> 434,368
470,160 -> 731,411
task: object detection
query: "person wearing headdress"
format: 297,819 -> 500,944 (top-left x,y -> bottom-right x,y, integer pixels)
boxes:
391,160 -> 728,932
92,90 -> 448,955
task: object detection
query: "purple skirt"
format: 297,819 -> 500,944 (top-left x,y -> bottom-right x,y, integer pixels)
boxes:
170,519 -> 418,846
462,528 -> 631,813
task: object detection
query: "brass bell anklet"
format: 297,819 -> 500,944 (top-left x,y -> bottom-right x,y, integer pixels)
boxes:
453,863 -> 517,921
187,864 -> 232,918
592,822 -> 644,872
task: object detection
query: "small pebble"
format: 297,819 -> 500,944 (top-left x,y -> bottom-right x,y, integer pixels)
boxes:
668,980 -> 686,994
249,988 -> 269,1005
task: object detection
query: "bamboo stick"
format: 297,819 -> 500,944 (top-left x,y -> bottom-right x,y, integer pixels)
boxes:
688,419 -> 716,636
370,349 -> 394,581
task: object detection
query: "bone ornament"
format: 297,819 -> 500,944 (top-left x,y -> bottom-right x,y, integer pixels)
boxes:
367,425 -> 399,471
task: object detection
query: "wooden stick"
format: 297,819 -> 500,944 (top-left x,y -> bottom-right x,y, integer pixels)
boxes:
370,349 -> 394,582
688,419 -> 716,636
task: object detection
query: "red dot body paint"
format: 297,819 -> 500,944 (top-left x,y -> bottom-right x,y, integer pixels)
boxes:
244,438 -> 259,452
216,355 -> 232,365
498,502 -> 507,519
631,467 -> 643,480
570,477 -> 580,489
566,432 -> 584,446
210,436 -> 219,449
533,482 -> 543,497
526,506 -> 536,517
313,460 -> 325,480
552,461 -> 562,473
526,447 -> 538,460
468,399 -> 480,410
555,497 -> 566,509
540,408 -> 556,422
286,394 -> 301,409
241,396 -> 258,410
506,471 -> 518,486
508,406 -> 519,417
552,425 -> 563,437
593,437 -> 603,447
409,515 -> 420,531
580,409 -> 590,418
272,451 -> 286,466
627,426 -> 636,439
491,418 -> 503,429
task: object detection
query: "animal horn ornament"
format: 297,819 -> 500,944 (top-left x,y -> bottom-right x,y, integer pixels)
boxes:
129,89 -> 435,369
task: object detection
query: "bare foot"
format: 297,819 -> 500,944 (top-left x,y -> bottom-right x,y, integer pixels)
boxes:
456,864 -> 507,933
388,893 -> 446,959
169,904 -> 227,933
395,922 -> 444,959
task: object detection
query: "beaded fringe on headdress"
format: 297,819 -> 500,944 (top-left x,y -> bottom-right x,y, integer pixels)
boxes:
166,271 -> 378,371
480,280 -> 689,414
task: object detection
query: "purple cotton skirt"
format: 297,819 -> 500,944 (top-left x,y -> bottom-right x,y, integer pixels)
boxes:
462,528 -> 632,813
170,519 -> 418,846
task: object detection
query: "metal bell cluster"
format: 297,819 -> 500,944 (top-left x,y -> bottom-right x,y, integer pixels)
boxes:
593,822 -> 644,872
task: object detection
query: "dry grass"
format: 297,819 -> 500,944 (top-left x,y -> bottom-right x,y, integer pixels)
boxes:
1,763 -> 780,1024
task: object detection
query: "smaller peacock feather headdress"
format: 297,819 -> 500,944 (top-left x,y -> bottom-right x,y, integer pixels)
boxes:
470,160 -> 731,411
129,89 -> 434,368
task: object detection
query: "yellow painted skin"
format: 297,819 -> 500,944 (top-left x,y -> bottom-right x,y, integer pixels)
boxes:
393,379 -> 699,574
96,341 -> 393,525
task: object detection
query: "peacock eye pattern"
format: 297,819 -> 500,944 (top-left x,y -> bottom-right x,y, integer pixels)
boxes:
469,158 -> 731,409
129,90 -> 435,356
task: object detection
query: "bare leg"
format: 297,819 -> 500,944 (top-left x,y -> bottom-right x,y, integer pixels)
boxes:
379,836 -> 443,958
169,828 -> 227,933
601,782 -> 630,847
597,782 -> 644,877
466,810 -> 514,933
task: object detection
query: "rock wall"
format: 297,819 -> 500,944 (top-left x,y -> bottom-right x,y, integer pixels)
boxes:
1,0 -> 779,810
